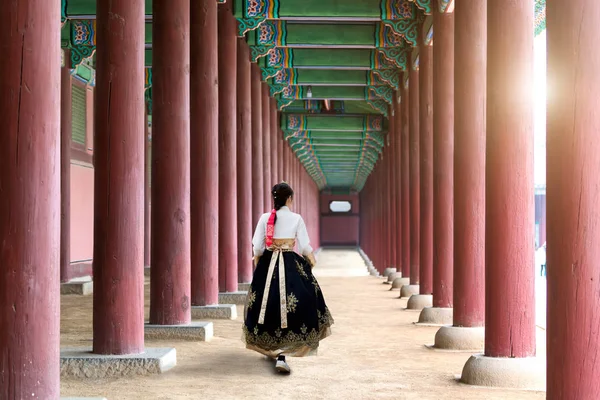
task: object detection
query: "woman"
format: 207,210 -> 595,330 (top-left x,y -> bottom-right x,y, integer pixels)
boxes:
243,182 -> 333,374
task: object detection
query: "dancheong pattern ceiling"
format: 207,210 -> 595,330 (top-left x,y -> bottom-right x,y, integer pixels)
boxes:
59,0 -> 547,191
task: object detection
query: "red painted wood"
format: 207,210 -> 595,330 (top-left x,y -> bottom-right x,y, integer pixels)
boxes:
270,99 -> 278,185
432,4 -> 454,308
61,60 -> 72,283
218,3 -> 239,293
419,42 -> 434,295
485,0 -> 535,358
237,40 -> 253,284
282,137 -> 288,184
453,0 -> 486,328
144,110 -> 151,269
320,194 -> 360,246
94,0 -> 145,355
190,0 -> 219,306
149,0 -> 191,325
409,61 -> 421,285
394,96 -> 403,274
0,1 -> 61,395
251,65 -> 264,227
262,84 -> 272,211
547,0 -> 600,396
378,163 -> 385,271
400,74 -> 411,279
387,116 -> 396,268
278,130 -> 284,182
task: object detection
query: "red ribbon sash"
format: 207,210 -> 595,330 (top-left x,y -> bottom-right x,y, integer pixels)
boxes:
265,209 -> 277,248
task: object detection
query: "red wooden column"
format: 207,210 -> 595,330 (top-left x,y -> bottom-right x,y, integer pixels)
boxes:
392,91 -> 408,286
387,115 -> 397,274
94,0 -> 145,354
144,109 -> 151,270
236,40 -> 253,284
218,3 -> 238,293
378,163 -> 385,272
400,76 -> 411,282
270,100 -> 278,184
408,37 -> 434,310
149,0 -> 191,325
435,0 -> 485,351
297,165 -> 302,215
401,56 -> 420,298
278,130 -> 284,181
547,0 -> 600,396
420,1 -> 454,324
262,85 -> 272,210
282,139 -> 288,182
0,1 -> 60,396
251,64 -> 264,226
61,55 -> 72,283
190,0 -> 219,306
381,149 -> 389,270
461,0 -> 542,388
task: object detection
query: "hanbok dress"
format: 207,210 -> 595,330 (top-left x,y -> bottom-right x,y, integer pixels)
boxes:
243,206 -> 333,358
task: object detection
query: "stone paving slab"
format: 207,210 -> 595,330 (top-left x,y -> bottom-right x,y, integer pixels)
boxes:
238,283 -> 251,291
218,291 -> 248,305
60,347 -> 176,378
145,321 -> 213,341
61,276 -> 93,296
191,304 -> 237,320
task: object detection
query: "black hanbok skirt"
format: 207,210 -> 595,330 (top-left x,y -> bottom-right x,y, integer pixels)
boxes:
243,250 -> 333,357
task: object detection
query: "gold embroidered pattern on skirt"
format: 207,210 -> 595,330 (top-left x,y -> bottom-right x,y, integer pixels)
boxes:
287,293 -> 299,313
242,308 -> 334,356
295,260 -> 309,279
247,291 -> 256,309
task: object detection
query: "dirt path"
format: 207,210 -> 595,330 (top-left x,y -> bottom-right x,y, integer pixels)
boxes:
60,249 -> 545,400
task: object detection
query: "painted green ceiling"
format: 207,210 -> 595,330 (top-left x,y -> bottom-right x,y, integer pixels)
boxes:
60,0 -> 547,192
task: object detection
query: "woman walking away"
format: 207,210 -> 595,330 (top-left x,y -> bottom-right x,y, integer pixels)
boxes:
243,182 -> 333,374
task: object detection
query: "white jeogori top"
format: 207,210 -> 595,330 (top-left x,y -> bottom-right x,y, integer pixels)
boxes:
252,206 -> 313,257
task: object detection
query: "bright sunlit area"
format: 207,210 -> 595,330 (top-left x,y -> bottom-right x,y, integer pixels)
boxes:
533,30 -> 547,330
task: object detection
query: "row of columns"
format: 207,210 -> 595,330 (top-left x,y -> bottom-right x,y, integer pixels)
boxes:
360,0 -> 600,395
0,0 -> 321,397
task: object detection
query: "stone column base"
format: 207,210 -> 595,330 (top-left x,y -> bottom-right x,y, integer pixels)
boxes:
417,307 -> 453,325
385,271 -> 399,284
434,326 -> 485,351
369,269 -> 380,277
460,354 -> 545,390
60,347 -> 176,378
383,267 -> 397,277
406,294 -> 433,310
218,291 -> 248,305
400,284 -> 419,298
144,321 -> 213,341
238,283 -> 251,291
191,304 -> 237,320
391,277 -> 410,289
61,276 -> 93,296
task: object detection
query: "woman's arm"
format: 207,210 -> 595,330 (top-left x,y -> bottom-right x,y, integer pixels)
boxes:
252,215 -> 267,265
296,216 -> 316,269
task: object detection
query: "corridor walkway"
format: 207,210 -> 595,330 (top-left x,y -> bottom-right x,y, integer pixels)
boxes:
60,250 -> 545,400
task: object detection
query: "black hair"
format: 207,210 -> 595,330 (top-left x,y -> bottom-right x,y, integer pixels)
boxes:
272,183 -> 294,225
